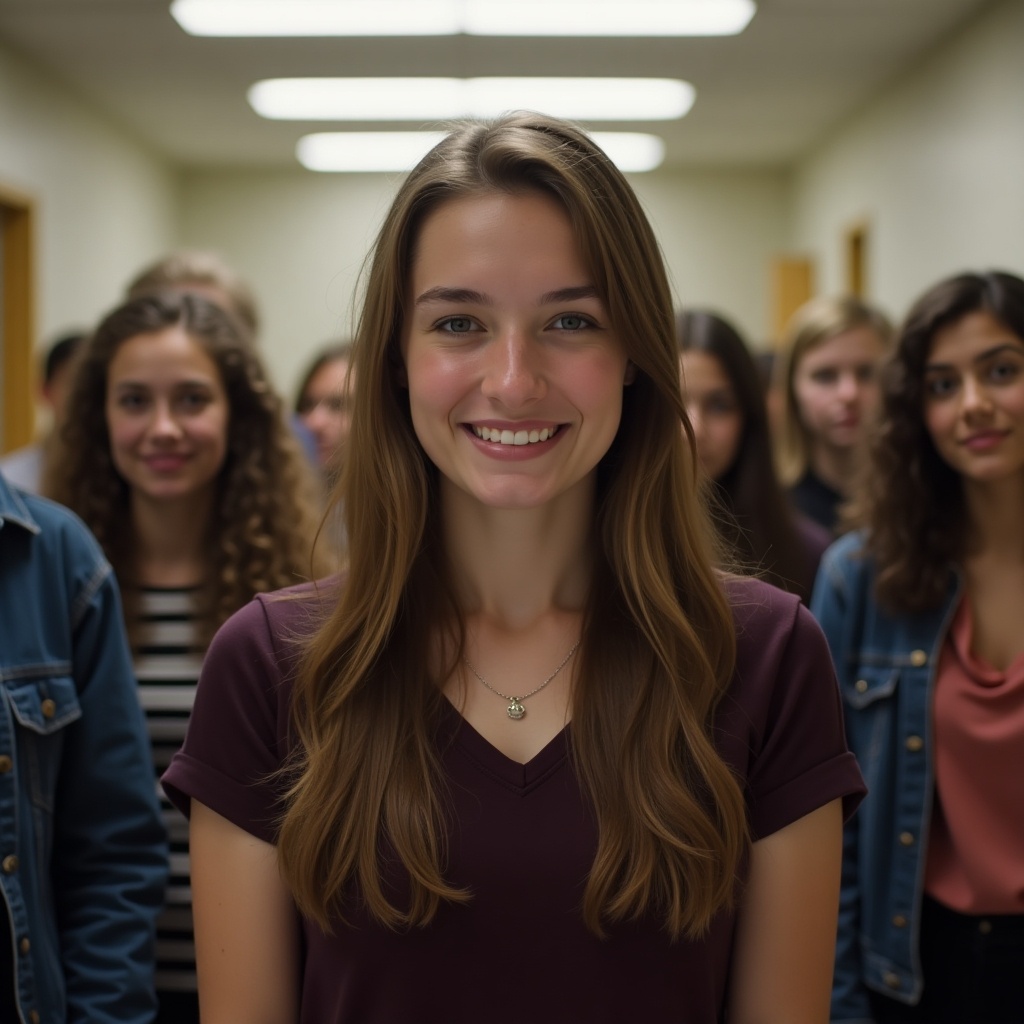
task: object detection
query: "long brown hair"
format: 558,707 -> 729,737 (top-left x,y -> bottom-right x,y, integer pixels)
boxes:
848,270 -> 1024,612
678,310 -> 817,600
279,113 -> 747,940
45,290 -> 329,646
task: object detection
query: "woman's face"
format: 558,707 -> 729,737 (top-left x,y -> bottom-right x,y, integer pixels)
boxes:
680,350 -> 744,481
297,357 -> 353,471
923,310 -> 1024,487
401,190 -> 631,514
105,325 -> 229,508
792,325 -> 885,453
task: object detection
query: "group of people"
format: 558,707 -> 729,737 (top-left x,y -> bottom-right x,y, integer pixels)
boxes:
1,111 -> 1020,1024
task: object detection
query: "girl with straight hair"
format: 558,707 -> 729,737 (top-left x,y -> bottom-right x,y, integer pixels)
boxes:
814,270 -> 1024,1023
678,309 -> 831,602
774,295 -> 891,532
45,290 -> 329,1023
164,114 -> 863,1024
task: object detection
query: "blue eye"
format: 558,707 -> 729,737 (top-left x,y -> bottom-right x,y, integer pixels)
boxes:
551,314 -> 593,332
438,316 -> 478,334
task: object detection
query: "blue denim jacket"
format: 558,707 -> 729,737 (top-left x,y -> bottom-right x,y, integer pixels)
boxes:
811,531 -> 960,1024
0,473 -> 167,1023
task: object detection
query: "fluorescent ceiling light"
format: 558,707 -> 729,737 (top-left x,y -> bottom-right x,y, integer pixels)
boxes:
250,78 -> 695,122
297,131 -> 664,173
172,0 -> 755,37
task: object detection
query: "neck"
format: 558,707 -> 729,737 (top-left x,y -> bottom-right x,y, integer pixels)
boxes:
808,442 -> 856,495
963,473 -> 1024,561
441,476 -> 594,630
129,489 -> 213,587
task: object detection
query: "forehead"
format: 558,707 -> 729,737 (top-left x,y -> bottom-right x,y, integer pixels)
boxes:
408,191 -> 585,290
800,325 -> 884,368
680,350 -> 732,391
108,325 -> 220,380
927,310 -> 1024,363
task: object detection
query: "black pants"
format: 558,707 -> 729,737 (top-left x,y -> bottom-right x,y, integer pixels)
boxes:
869,895 -> 1024,1024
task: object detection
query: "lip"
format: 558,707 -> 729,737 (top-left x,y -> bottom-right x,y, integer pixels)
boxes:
463,422 -> 566,460
960,430 -> 1009,452
143,453 -> 190,473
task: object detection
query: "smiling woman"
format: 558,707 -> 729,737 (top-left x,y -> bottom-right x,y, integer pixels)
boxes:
161,113 -> 863,1024
43,290 -> 330,1024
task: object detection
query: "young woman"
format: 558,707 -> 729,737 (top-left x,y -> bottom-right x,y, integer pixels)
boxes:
163,114 -> 864,1024
775,295 -> 891,532
294,342 -> 354,479
813,270 -> 1024,1023
44,291 -> 329,1024
678,310 -> 831,601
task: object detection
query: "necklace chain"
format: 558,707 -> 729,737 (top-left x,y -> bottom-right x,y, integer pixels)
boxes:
463,639 -> 581,721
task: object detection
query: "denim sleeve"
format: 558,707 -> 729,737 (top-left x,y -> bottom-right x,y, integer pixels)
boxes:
53,558 -> 169,1024
811,551 -> 873,1024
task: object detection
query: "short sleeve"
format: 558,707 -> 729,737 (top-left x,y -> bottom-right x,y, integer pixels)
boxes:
161,594 -> 297,844
722,578 -> 866,841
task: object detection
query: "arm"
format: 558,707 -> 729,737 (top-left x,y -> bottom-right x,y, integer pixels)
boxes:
190,800 -> 301,1023
727,799 -> 843,1024
54,563 -> 169,1023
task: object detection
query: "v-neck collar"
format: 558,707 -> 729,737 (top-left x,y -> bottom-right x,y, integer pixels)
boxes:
438,698 -> 571,794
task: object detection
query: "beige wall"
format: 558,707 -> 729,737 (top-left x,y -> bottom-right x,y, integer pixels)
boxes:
791,0 -> 1024,325
180,165 -> 791,395
0,42 -> 177,346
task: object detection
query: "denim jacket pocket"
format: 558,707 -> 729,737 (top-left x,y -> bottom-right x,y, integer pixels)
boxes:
7,674 -> 82,813
842,665 -> 899,711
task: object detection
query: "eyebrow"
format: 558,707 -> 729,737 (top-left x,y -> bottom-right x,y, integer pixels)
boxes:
925,342 -> 1024,371
413,284 -> 600,306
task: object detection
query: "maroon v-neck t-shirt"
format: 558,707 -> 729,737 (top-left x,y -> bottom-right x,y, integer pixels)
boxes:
163,576 -> 864,1023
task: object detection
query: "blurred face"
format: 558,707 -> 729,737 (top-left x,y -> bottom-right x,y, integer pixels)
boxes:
401,190 -> 631,513
680,350 -> 744,480
792,325 -> 884,452
106,326 -> 229,508
923,310 -> 1024,487
297,357 -> 353,471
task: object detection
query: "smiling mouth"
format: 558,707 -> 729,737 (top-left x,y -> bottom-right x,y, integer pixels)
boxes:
470,425 -> 563,446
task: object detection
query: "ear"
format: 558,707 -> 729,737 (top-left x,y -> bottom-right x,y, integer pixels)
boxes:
624,361 -> 637,386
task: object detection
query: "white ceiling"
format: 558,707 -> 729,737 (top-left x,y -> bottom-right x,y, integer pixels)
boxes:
0,0 -> 997,170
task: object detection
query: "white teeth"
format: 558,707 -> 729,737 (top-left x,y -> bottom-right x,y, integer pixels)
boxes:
472,426 -> 556,445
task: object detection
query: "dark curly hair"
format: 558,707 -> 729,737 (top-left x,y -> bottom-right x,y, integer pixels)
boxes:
848,270 -> 1024,612
45,290 -> 332,646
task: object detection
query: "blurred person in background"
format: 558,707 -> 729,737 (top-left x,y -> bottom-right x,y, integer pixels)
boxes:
43,290 -> 330,1024
679,310 -> 831,602
0,331 -> 85,493
774,296 -> 891,532
294,342 -> 355,482
814,270 -> 1024,1023
1,467 -> 166,1024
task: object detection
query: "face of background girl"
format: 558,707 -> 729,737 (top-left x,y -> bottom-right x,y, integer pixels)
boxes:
793,325 -> 884,452
680,350 -> 744,481
298,357 -> 353,471
923,310 -> 1024,486
401,190 -> 631,512
106,325 -> 229,506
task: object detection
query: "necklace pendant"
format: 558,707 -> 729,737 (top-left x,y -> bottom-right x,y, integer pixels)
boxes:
507,699 -> 526,720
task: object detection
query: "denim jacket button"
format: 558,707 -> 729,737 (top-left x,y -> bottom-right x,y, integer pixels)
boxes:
905,735 -> 924,752
29,1012 -> 41,1024
899,831 -> 915,846
855,679 -> 868,693
892,914 -> 907,928
0,754 -> 12,773
883,971 -> 902,989
2,855 -> 18,873
40,698 -> 57,719
19,936 -> 30,954
909,649 -> 928,667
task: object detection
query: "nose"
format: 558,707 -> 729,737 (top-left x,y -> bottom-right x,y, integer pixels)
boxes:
148,400 -> 184,441
836,370 -> 860,403
961,375 -> 994,419
480,330 -> 545,407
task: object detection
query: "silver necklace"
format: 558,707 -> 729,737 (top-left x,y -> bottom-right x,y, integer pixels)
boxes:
463,639 -> 581,720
